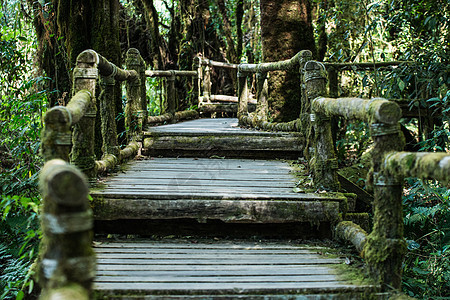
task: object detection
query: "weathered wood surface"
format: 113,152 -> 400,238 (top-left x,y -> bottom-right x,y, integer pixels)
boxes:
143,118 -> 304,158
91,157 -> 345,223
93,240 -> 378,297
145,118 -> 292,136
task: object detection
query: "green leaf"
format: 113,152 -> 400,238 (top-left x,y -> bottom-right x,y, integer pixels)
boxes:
15,290 -> 24,300
398,78 -> 406,91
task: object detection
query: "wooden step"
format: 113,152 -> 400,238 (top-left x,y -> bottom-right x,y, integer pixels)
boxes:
93,239 -> 382,299
91,158 -> 351,237
142,118 -> 304,159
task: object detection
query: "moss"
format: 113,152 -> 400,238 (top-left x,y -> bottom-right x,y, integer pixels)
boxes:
384,152 -> 450,183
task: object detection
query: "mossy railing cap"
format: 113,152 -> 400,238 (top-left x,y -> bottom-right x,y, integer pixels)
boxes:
198,57 -> 238,69
77,49 -> 138,82
384,152 -> 450,184
312,97 -> 402,125
238,50 -> 313,74
145,70 -> 197,77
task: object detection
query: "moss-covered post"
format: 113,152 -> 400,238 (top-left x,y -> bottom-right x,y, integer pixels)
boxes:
40,108 -> 73,163
38,159 -> 95,300
304,61 -> 339,190
237,70 -> 249,122
166,71 -> 177,116
99,68 -> 120,159
256,72 -> 268,121
138,53 -> 147,127
125,48 -> 143,141
41,91 -> 92,163
363,122 -> 406,290
203,64 -> 211,104
71,50 -> 98,179
193,57 -> 202,107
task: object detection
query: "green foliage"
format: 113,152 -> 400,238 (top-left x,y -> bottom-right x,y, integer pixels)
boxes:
1,2 -> 46,298
402,180 -> 450,298
1,195 -> 40,299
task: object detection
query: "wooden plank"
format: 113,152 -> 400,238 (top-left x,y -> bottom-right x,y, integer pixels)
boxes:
94,242 -> 326,250
131,158 -> 289,166
94,248 -> 316,254
106,179 -> 294,188
91,192 -> 344,201
95,258 -> 342,265
108,173 -> 295,181
94,264 -> 338,271
95,268 -> 335,276
94,281 -> 368,291
99,187 -> 295,194
92,199 -> 340,222
94,275 -> 340,283
95,253 -> 325,260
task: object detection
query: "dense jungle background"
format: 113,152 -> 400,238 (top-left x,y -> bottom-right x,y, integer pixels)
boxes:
0,0 -> 449,299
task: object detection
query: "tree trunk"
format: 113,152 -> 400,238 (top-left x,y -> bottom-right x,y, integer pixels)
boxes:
260,0 -> 316,122
141,0 -> 168,69
32,0 -> 124,157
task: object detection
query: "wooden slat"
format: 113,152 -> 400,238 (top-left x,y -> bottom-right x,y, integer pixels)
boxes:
94,281 -> 368,291
94,242 -> 326,250
95,275 -> 340,283
93,240 -> 378,296
95,268 -> 335,276
95,253 -> 326,260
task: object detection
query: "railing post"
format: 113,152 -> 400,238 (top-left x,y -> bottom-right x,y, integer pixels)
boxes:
299,50 -> 313,127
195,56 -> 203,107
304,61 -> 339,191
167,71 -> 177,116
40,109 -> 72,163
125,48 -> 144,141
364,122 -> 406,290
203,64 -> 212,104
237,70 -> 249,121
139,53 -> 147,127
38,159 -> 95,300
71,50 -> 98,178
99,68 -> 120,158
256,72 -> 268,121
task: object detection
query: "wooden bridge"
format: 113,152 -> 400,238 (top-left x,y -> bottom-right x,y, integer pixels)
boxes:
37,49 -> 449,299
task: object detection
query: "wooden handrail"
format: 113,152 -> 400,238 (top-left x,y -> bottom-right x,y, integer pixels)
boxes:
145,70 -> 197,77
304,59 -> 450,292
323,61 -> 412,70
40,48 -> 144,178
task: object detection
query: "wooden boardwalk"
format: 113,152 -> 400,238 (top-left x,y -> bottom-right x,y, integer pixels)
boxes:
91,157 -> 344,224
90,118 -> 375,298
142,118 -> 304,158
94,239 -> 379,298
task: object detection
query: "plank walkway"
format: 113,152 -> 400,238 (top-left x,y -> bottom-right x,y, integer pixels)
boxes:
91,157 -> 344,224
142,118 -> 304,158
93,239 -> 379,298
90,118 -> 378,298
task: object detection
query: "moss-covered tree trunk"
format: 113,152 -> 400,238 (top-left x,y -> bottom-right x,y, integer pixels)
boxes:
260,0 -> 316,121
36,0 -> 124,157
27,0 -> 71,107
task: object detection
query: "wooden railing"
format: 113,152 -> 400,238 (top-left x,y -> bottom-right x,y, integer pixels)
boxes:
145,69 -> 198,124
37,46 -> 449,296
40,49 -> 144,177
302,60 -> 450,291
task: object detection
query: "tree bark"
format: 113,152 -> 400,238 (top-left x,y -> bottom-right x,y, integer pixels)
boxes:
260,0 -> 316,122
